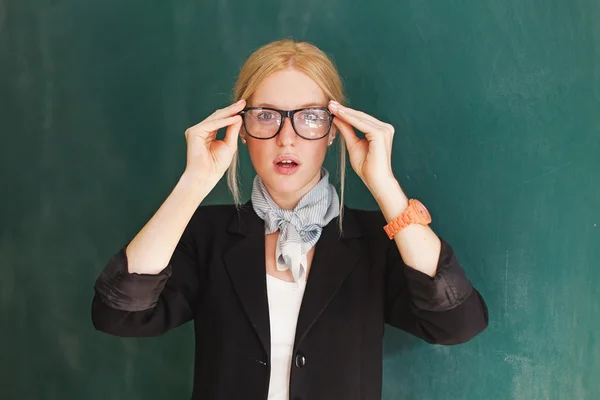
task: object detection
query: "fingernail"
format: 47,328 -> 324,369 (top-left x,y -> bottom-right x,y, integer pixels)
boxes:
330,100 -> 339,104
330,103 -> 338,111
237,99 -> 245,104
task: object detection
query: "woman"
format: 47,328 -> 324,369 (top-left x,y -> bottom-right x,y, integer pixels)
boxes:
92,39 -> 488,400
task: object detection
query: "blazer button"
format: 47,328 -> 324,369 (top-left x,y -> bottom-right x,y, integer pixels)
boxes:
295,353 -> 306,368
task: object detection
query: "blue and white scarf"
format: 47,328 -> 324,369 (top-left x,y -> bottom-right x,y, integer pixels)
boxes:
251,168 -> 340,284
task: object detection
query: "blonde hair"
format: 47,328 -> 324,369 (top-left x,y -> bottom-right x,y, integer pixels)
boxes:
227,38 -> 348,232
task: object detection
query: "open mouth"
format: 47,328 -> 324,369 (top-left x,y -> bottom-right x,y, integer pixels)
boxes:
276,160 -> 299,168
273,157 -> 301,175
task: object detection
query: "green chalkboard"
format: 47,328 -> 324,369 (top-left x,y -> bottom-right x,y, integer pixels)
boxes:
1,0 -> 599,399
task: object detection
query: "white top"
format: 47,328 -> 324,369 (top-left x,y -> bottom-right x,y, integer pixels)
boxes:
266,273 -> 307,400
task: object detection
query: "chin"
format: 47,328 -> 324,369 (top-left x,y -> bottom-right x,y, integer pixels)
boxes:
265,175 -> 307,194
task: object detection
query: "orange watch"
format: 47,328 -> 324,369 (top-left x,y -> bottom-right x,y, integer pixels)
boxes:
383,199 -> 432,239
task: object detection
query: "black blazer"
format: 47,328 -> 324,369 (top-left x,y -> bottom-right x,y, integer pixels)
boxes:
92,203 -> 488,400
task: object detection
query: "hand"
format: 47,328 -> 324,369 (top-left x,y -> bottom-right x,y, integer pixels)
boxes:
184,99 -> 245,184
328,100 -> 396,191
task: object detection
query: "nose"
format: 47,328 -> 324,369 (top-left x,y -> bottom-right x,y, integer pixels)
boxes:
276,116 -> 297,146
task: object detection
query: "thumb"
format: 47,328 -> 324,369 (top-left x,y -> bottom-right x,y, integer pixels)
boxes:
333,117 -> 360,149
223,117 -> 243,151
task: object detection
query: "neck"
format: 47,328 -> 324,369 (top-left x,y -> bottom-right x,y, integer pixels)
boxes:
265,170 -> 322,210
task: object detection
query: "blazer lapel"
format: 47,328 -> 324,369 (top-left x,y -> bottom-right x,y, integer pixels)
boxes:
293,208 -> 361,352
223,204 -> 271,358
223,203 -> 363,358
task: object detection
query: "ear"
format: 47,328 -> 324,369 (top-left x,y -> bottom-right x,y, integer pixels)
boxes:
240,126 -> 248,145
328,126 -> 337,145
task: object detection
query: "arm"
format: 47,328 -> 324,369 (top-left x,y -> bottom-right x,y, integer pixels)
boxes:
383,234 -> 488,345
91,99 -> 245,337
371,178 -> 441,277
91,174 -> 212,337
126,173 -> 211,275
375,178 -> 488,345
326,101 -> 487,344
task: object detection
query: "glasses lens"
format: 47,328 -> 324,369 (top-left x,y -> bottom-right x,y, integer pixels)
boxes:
244,109 -> 282,138
294,109 -> 331,139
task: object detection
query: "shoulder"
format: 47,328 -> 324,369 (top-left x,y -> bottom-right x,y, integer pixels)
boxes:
185,202 -> 262,238
185,203 -> 241,235
342,206 -> 388,239
193,203 -> 240,220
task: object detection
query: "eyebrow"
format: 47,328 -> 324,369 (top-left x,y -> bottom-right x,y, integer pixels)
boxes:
255,102 -> 326,109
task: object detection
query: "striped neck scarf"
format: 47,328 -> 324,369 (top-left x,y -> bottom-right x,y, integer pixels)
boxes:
251,167 -> 340,284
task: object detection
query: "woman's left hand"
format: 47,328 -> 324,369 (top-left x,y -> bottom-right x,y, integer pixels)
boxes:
328,100 -> 396,192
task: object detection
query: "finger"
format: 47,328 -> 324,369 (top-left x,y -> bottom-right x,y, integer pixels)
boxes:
332,116 -> 360,149
206,99 -> 246,122
195,115 -> 242,136
222,117 -> 243,150
329,103 -> 380,135
329,101 -> 387,128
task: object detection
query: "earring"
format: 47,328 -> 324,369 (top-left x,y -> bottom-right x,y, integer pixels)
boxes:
328,139 -> 333,145
241,137 -> 247,144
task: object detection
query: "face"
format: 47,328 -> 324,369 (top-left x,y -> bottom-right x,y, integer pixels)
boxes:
242,68 -> 336,209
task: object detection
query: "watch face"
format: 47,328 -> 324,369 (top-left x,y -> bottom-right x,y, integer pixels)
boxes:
415,201 -> 431,222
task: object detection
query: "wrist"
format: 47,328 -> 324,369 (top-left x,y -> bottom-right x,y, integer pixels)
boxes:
367,174 -> 398,196
371,179 -> 410,222
179,171 -> 217,197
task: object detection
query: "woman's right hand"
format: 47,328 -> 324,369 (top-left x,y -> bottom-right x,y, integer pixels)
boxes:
183,99 -> 246,184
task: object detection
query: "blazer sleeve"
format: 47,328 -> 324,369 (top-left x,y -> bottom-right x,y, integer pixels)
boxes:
91,212 -> 205,338
384,238 -> 489,345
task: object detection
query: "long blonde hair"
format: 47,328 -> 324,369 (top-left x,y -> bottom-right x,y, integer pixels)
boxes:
228,38 -> 348,232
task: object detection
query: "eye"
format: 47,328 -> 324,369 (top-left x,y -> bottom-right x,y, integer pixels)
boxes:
257,111 -> 277,121
300,110 -> 328,122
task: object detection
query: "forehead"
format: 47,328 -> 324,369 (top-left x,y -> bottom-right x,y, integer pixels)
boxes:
249,68 -> 327,109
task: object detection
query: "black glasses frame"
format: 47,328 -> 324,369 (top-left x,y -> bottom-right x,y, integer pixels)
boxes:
238,107 -> 334,140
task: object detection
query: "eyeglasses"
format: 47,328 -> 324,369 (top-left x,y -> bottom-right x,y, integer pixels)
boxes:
238,107 -> 334,140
